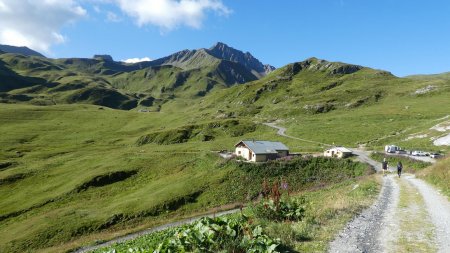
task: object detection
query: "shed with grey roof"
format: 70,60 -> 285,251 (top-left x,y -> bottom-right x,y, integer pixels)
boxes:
235,140 -> 289,162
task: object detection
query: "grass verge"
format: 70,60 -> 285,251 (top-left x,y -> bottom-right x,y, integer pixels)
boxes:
417,155 -> 450,198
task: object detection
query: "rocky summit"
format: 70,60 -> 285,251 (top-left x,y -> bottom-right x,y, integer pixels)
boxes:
208,42 -> 276,77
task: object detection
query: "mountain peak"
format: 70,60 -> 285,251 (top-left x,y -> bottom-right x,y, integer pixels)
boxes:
94,54 -> 114,61
209,42 -> 230,50
207,42 -> 275,77
279,57 -> 367,77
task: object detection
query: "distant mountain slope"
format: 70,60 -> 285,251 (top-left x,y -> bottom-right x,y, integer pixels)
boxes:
0,43 -> 275,108
150,42 -> 275,79
2,44 -> 448,114
208,42 -> 275,77
110,59 -> 258,99
0,58 -> 48,93
0,45 -> 45,57
0,54 -> 138,109
407,72 -> 450,81
147,47 -> 259,86
150,48 -> 219,70
200,57 -> 404,116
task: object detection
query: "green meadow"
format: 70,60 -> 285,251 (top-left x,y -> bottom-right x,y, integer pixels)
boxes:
1,55 -> 449,252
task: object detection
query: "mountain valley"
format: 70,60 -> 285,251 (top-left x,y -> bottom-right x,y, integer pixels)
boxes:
0,42 -> 449,252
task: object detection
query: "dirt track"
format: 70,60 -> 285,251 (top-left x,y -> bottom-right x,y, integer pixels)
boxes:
329,154 -> 450,253
264,123 -> 450,252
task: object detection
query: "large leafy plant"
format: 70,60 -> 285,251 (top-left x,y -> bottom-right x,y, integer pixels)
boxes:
254,179 -> 307,221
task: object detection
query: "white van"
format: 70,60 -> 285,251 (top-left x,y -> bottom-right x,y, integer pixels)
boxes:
385,145 -> 399,153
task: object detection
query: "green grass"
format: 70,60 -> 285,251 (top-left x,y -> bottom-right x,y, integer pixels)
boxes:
287,176 -> 380,251
0,103 -> 375,252
92,174 -> 380,253
1,54 -> 450,252
418,155 -> 450,198
0,104 -> 230,252
194,58 -> 450,150
0,51 -> 257,109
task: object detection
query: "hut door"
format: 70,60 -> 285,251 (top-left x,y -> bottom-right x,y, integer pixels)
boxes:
249,150 -> 253,159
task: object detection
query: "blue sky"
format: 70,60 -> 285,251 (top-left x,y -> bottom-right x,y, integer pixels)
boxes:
1,0 -> 450,76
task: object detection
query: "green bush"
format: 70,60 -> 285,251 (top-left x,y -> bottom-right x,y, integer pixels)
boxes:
254,197 -> 307,222
211,157 -> 370,204
98,215 -> 281,253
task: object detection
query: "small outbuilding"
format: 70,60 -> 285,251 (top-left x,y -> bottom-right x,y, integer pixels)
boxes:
324,147 -> 353,158
235,140 -> 289,162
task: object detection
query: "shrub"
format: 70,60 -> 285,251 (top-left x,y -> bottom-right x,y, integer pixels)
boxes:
254,197 -> 307,222
99,215 -> 281,253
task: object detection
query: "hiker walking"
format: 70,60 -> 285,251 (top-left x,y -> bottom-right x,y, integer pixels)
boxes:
397,161 -> 403,178
382,158 -> 388,176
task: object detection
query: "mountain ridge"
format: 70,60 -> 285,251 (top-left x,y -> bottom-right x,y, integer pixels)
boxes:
1,44 -> 447,113
0,42 -> 279,107
0,44 -> 45,57
148,42 -> 275,78
208,42 -> 275,77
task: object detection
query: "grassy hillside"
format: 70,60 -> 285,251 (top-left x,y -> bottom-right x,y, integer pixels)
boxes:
418,155 -> 450,198
108,60 -> 255,99
0,44 -> 45,57
193,58 -> 450,151
0,103 -> 375,252
407,72 -> 450,81
0,52 -> 258,110
1,54 -> 450,252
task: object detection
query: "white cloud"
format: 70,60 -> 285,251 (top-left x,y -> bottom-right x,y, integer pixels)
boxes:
106,11 -> 122,22
122,57 -> 152,63
0,0 -> 86,53
115,0 -> 231,30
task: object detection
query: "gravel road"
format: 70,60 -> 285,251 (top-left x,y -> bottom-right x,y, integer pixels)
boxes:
328,175 -> 399,253
329,152 -> 450,253
404,175 -> 450,252
263,123 -> 450,252
264,123 -> 450,252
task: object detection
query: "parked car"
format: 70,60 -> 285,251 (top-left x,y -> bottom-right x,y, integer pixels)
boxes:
385,145 -> 400,153
430,153 -> 442,158
412,150 -> 426,156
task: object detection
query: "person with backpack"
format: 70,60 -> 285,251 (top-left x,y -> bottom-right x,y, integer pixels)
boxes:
397,161 -> 403,178
382,158 -> 388,176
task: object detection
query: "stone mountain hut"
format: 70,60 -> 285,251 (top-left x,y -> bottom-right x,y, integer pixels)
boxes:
235,140 -> 289,162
